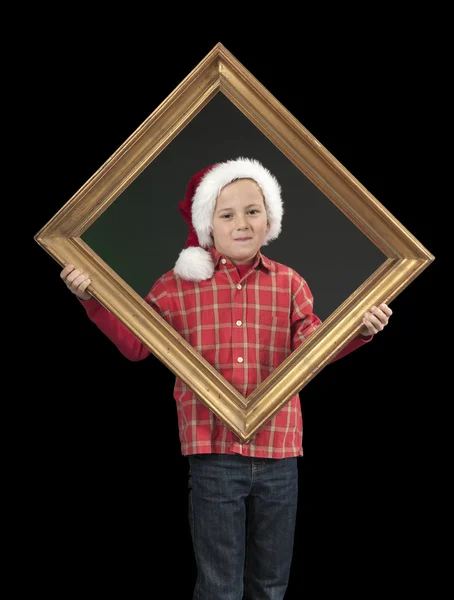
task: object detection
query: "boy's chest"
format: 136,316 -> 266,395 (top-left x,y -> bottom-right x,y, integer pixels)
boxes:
169,281 -> 292,353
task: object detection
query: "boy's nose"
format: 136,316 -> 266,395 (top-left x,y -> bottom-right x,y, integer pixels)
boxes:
236,216 -> 249,229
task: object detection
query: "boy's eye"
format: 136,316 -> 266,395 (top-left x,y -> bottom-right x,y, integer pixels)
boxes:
221,210 -> 259,219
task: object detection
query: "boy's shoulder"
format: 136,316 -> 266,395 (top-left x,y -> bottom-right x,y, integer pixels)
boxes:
261,253 -> 305,281
150,268 -> 178,291
262,253 -> 314,297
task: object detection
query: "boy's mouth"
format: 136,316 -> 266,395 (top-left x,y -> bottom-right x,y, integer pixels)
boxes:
234,237 -> 252,242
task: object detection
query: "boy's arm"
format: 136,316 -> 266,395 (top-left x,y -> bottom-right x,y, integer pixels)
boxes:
291,277 -> 373,362
78,279 -> 168,361
77,297 -> 151,361
330,332 -> 372,362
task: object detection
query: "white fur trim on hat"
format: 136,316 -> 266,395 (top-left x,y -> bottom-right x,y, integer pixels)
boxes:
174,246 -> 215,282
192,157 -> 283,248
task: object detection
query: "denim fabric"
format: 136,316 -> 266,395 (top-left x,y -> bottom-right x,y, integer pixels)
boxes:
188,453 -> 298,600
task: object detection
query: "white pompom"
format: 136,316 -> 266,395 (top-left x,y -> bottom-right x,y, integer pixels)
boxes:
174,246 -> 215,282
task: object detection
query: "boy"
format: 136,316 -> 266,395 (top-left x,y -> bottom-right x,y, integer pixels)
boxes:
61,157 -> 392,600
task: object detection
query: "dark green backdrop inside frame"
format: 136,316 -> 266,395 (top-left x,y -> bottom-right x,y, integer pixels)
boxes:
82,94 -> 385,321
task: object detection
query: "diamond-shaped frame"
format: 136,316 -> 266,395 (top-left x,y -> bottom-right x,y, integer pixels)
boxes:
34,43 -> 434,442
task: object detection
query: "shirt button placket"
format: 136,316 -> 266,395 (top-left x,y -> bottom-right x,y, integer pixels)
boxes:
234,280 -> 244,367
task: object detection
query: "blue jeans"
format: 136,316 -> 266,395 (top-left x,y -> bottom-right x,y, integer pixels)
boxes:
187,453 -> 298,600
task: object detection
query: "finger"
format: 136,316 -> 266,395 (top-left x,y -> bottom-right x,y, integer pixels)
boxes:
60,264 -> 75,279
370,305 -> 389,325
65,269 -> 83,285
70,274 -> 90,291
378,303 -> 393,317
78,278 -> 91,293
362,319 -> 379,335
364,312 -> 384,332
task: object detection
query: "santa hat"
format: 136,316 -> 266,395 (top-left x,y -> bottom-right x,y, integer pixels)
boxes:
174,157 -> 284,282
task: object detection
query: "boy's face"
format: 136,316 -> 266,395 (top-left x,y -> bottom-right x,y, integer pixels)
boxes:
211,178 -> 270,265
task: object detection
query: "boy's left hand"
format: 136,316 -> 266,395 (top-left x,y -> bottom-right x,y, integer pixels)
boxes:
359,303 -> 393,337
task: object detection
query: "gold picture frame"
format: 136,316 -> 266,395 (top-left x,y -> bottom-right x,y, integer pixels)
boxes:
34,42 -> 434,443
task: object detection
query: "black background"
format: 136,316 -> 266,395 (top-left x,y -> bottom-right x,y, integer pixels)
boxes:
24,22 -> 442,600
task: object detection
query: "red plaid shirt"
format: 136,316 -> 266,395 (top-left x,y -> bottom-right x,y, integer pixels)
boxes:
80,247 -> 370,458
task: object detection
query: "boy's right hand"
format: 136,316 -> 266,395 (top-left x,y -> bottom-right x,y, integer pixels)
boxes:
60,264 -> 92,300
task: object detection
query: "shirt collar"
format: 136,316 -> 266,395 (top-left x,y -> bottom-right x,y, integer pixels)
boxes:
209,246 -> 275,273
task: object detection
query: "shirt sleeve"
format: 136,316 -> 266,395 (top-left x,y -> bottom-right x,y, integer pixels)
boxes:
78,277 -> 168,361
290,274 -> 372,362
290,275 -> 322,350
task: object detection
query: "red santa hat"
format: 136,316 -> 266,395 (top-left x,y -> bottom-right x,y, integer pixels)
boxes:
174,157 -> 284,282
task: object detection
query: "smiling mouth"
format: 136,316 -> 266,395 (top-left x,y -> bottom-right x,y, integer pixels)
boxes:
235,238 -> 252,242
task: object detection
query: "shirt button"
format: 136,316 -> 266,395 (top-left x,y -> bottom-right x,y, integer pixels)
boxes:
237,284 -> 242,289
236,320 -> 242,326
237,357 -> 243,363
221,258 -> 227,264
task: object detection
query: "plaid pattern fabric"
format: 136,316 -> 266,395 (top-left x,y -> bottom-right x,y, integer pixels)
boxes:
81,247 -> 370,458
